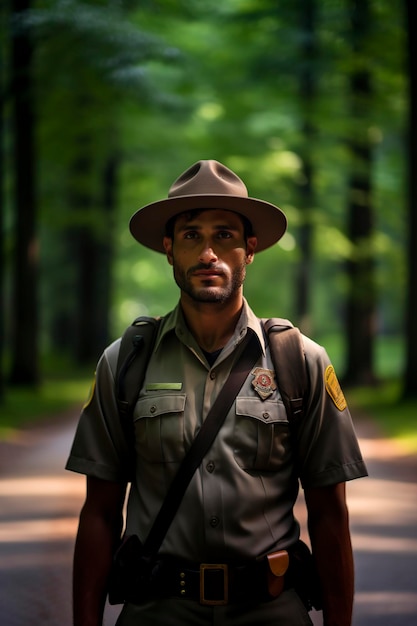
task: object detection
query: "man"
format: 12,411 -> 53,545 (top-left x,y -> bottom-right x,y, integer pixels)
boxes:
66,159 -> 367,626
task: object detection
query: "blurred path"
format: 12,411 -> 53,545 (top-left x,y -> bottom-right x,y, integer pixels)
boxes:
0,411 -> 95,625
347,421 -> 417,626
0,410 -> 416,625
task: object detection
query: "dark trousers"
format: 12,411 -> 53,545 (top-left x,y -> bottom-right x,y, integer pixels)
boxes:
115,589 -> 313,625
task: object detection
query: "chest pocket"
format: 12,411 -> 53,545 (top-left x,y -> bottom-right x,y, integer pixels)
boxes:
133,394 -> 186,463
233,397 -> 292,472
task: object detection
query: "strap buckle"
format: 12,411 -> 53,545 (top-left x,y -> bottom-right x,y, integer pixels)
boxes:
200,563 -> 229,606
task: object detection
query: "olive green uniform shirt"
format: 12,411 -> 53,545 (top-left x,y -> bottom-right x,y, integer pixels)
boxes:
66,300 -> 367,562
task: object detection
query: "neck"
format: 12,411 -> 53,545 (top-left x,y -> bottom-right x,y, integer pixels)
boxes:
180,293 -> 244,352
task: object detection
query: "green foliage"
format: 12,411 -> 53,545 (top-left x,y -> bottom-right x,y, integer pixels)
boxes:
0,376 -> 90,437
347,381 -> 417,453
1,0 -> 410,387
102,0 -> 407,342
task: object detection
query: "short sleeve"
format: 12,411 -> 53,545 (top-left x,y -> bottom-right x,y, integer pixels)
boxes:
296,336 -> 368,489
65,339 -> 132,483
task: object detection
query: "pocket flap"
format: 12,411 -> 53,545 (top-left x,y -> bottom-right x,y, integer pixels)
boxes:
135,394 -> 186,419
236,397 -> 287,424
267,550 -> 289,577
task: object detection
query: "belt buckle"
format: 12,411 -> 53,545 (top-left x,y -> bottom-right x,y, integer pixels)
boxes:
200,563 -> 229,606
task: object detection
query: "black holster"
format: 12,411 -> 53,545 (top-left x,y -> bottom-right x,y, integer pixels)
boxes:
287,540 -> 322,611
108,535 -> 156,605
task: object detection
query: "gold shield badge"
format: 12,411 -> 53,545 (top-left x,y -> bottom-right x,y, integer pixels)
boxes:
251,367 -> 277,400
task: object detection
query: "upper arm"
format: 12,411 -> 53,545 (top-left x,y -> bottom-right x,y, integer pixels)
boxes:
82,475 -> 127,527
304,482 -> 349,539
304,482 -> 348,525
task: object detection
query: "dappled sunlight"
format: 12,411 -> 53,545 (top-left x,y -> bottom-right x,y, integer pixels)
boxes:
348,478 -> 417,525
0,473 -> 83,553
359,436 -> 415,460
353,532 -> 417,553
354,591 -> 417,616
0,475 -> 83,497
278,231 -> 296,251
0,469 -> 80,622
0,516 -> 79,543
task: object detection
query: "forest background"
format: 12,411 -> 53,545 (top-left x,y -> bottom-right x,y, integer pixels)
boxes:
1,0 -> 416,448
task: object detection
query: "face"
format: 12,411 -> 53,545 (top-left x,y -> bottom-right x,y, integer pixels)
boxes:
163,209 -> 257,304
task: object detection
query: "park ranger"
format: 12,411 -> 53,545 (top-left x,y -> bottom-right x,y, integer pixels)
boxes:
66,159 -> 367,626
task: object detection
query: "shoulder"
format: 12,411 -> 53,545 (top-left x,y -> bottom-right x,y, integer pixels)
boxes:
99,337 -> 122,378
300,333 -> 340,386
300,333 -> 328,362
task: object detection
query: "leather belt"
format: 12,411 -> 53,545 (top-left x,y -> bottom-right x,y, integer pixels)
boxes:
125,556 -> 291,606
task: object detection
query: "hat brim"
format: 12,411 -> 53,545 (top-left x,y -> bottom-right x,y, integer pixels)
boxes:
129,194 -> 287,253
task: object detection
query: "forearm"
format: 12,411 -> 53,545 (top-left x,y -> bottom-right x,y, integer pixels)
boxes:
306,484 -> 354,626
73,506 -> 121,626
72,477 -> 126,626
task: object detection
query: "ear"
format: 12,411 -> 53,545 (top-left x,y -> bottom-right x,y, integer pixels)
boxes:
163,236 -> 174,266
245,236 -> 257,265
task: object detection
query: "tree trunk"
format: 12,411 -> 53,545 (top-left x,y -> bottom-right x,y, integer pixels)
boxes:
403,0 -> 417,397
8,0 -> 39,386
343,0 -> 377,386
0,8 -> 4,400
98,153 -> 118,345
295,0 -> 317,336
68,148 -> 97,365
68,148 -> 117,365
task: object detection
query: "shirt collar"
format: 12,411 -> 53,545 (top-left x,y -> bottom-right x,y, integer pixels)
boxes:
154,298 -> 266,357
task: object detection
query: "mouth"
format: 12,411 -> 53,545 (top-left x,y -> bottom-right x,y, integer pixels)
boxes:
191,265 -> 224,280
194,270 -> 222,277
193,271 -> 224,284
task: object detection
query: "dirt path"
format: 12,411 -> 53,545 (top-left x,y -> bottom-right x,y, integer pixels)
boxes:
0,410 -> 415,625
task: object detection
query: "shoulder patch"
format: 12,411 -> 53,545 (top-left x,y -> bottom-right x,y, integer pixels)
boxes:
324,365 -> 347,411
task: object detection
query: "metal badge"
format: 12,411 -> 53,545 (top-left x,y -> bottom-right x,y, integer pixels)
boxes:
251,367 -> 277,400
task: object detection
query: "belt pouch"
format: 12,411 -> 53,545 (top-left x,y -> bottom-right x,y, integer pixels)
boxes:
265,550 -> 289,598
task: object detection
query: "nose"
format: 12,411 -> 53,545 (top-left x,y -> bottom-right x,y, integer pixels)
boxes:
198,242 -> 218,264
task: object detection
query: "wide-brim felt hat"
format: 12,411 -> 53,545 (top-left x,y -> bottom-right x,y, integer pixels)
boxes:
129,159 -> 287,253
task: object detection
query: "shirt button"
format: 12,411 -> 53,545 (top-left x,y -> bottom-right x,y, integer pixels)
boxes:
210,372 -> 216,380
150,405 -> 156,414
210,516 -> 220,528
262,412 -> 270,420
206,461 -> 215,473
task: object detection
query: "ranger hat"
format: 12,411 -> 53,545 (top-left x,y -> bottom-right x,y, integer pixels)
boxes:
129,159 -> 287,253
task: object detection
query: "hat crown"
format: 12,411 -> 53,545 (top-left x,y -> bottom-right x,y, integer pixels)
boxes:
168,160 -> 249,199
130,158 -> 287,254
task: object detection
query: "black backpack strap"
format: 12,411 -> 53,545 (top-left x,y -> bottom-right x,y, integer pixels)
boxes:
116,316 -> 161,460
262,318 -> 308,423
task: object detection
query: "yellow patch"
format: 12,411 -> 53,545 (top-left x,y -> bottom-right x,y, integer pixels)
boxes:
324,365 -> 347,411
82,375 -> 96,410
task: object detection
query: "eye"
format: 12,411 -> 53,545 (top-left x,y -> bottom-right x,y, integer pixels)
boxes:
183,230 -> 199,239
217,230 -> 233,239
